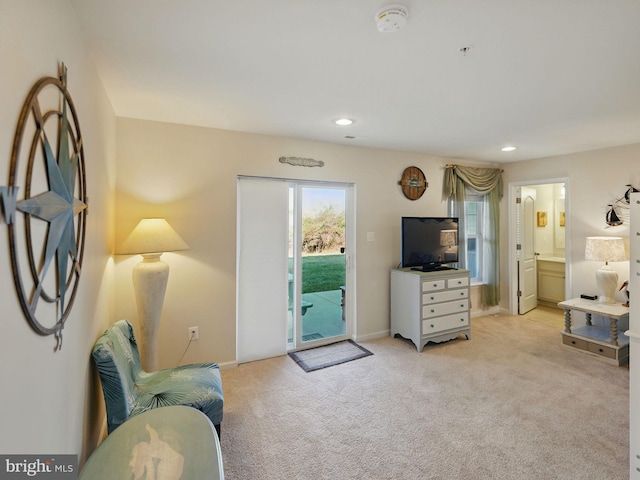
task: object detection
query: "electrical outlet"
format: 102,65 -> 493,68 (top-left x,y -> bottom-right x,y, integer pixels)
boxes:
188,326 -> 199,341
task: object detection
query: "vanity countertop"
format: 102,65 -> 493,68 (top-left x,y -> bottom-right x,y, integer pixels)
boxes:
537,256 -> 566,263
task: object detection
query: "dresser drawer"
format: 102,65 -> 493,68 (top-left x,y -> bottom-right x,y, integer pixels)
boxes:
423,299 -> 469,318
423,312 -> 469,333
447,277 -> 469,288
422,280 -> 446,292
587,342 -> 616,359
423,288 -> 469,305
562,335 -> 588,350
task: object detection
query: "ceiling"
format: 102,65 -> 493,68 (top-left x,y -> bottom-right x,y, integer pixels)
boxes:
69,0 -> 640,163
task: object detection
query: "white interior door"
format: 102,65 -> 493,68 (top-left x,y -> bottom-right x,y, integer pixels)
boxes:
519,187 -> 538,314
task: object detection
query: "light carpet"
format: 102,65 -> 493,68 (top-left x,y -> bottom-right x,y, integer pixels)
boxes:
220,312 -> 629,479
288,340 -> 373,372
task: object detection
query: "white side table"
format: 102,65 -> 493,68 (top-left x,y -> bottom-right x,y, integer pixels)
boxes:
558,298 -> 630,366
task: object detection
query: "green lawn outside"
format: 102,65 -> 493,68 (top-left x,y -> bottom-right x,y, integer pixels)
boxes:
289,254 -> 345,293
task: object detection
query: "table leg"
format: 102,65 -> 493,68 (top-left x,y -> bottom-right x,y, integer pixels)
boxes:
564,308 -> 572,333
585,313 -> 592,326
610,317 -> 619,346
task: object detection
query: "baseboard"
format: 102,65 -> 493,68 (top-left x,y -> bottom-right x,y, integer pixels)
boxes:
354,330 -> 390,343
218,360 -> 238,370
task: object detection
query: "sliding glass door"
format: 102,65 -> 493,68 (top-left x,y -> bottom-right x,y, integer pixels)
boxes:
237,177 -> 353,363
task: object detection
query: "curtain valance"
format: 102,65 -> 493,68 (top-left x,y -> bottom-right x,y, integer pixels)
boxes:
442,165 -> 503,200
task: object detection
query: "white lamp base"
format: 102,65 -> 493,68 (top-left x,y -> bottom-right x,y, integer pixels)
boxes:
595,265 -> 618,304
132,253 -> 169,371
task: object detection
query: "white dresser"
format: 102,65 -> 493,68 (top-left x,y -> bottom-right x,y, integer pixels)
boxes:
390,268 -> 471,352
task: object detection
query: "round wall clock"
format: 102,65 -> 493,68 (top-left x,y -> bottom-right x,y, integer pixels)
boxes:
398,166 -> 428,200
7,64 -> 87,350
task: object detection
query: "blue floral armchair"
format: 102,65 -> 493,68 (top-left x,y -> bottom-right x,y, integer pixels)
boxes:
92,320 -> 224,436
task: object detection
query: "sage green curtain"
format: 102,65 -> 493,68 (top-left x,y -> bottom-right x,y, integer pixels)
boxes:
442,166 -> 503,307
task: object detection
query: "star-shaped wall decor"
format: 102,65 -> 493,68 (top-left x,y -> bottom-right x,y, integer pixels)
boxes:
7,64 -> 87,350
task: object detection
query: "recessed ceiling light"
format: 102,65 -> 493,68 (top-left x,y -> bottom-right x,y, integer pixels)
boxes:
335,118 -> 354,126
501,146 -> 517,152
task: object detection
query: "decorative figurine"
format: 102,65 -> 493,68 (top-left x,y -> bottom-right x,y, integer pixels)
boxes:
619,280 -> 629,307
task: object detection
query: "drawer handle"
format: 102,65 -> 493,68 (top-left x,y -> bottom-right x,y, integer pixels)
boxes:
571,340 -> 577,345
430,324 -> 434,328
433,283 -> 438,287
460,304 -> 464,307
430,296 -> 435,300
430,309 -> 435,313
460,318 -> 464,322
460,292 -> 464,296
598,348 -> 604,353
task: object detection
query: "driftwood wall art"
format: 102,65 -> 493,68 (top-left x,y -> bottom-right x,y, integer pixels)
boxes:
279,156 -> 324,167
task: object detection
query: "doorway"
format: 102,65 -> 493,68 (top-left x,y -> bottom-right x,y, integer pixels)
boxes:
236,177 -> 354,364
509,179 -> 570,316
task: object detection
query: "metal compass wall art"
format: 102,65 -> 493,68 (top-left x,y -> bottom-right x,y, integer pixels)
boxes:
2,63 -> 87,350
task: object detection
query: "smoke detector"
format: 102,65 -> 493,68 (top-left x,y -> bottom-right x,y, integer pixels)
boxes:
375,5 -> 409,32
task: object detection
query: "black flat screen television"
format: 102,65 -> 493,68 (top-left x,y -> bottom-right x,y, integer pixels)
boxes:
400,217 -> 459,270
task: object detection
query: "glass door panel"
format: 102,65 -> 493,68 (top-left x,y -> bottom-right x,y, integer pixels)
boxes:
288,184 -> 349,349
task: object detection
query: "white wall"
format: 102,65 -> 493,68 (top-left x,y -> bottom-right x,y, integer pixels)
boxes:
113,118 -> 494,367
501,143 -> 640,319
0,0 -> 116,464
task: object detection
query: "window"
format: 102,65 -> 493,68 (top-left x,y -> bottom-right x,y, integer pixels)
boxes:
464,194 -> 484,282
450,192 -> 484,283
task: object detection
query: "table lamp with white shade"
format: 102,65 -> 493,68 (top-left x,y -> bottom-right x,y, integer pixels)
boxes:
584,236 -> 627,304
118,218 -> 189,371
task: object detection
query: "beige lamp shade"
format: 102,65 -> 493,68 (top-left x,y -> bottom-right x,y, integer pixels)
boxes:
118,218 -> 189,255
584,236 -> 626,264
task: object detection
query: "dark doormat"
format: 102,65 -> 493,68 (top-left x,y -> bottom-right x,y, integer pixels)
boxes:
288,340 -> 373,372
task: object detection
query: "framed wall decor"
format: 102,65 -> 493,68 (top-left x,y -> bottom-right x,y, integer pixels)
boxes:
537,211 -> 547,227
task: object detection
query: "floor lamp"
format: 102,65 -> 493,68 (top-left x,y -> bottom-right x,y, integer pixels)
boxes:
584,236 -> 626,304
118,218 -> 189,371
